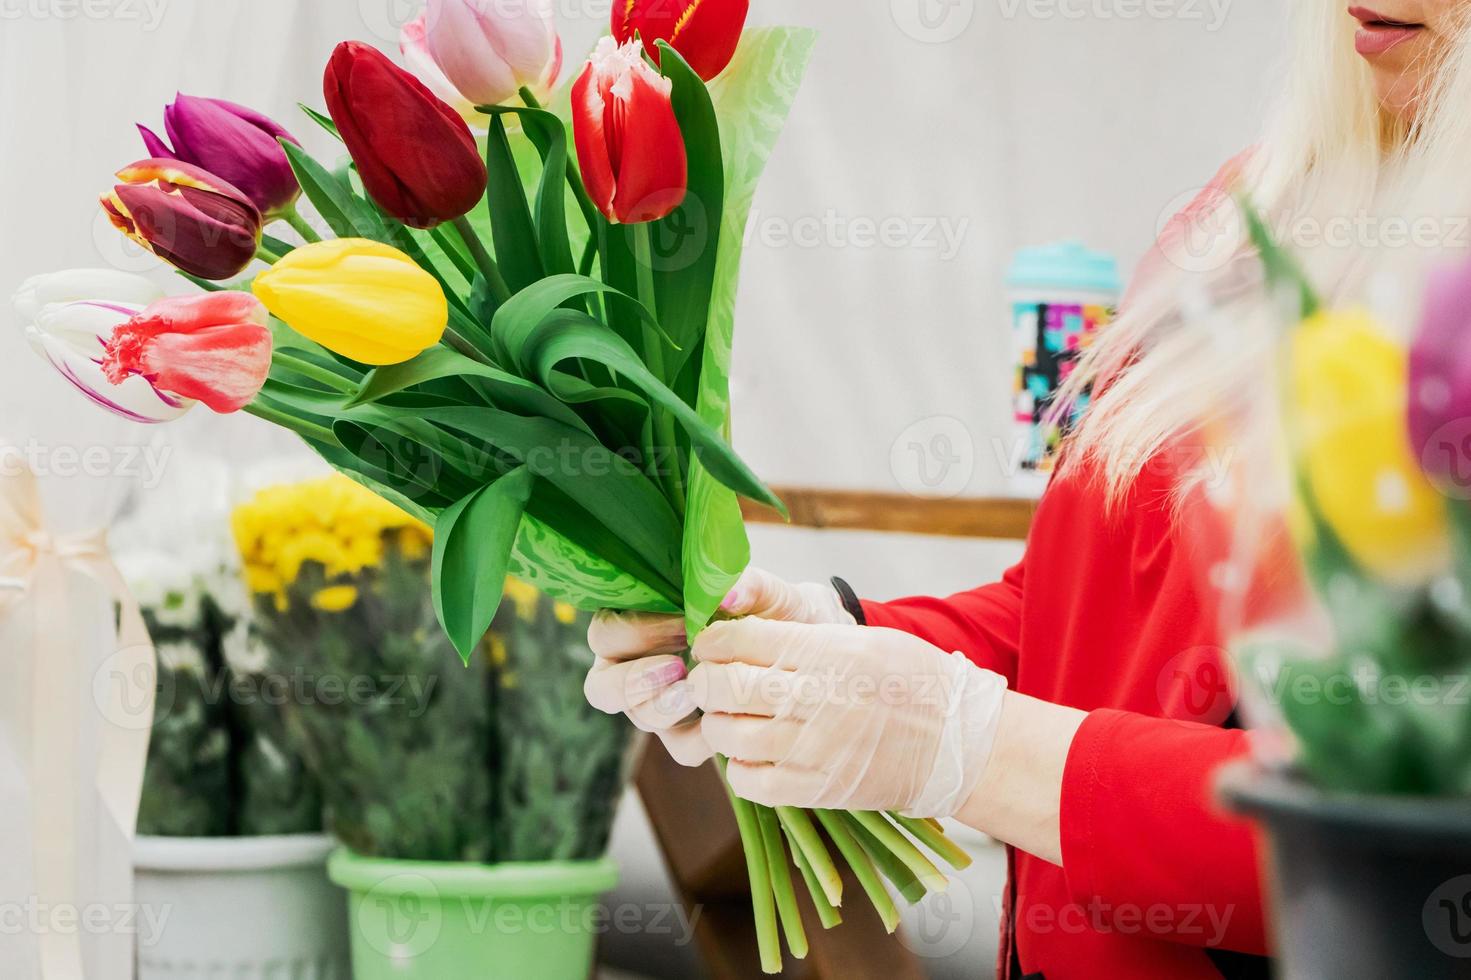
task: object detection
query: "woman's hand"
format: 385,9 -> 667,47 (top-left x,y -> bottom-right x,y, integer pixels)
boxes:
583,568 -> 856,766
688,618 -> 1008,817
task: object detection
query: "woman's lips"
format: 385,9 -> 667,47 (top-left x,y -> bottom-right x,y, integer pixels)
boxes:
1348,6 -> 1425,56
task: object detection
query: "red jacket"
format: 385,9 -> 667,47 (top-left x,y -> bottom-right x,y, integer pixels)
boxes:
864,455 -> 1270,979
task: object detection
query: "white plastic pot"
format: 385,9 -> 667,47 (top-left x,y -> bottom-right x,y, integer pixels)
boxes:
133,834 -> 350,979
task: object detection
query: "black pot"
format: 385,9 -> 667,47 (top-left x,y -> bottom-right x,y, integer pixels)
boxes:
1218,761 -> 1471,979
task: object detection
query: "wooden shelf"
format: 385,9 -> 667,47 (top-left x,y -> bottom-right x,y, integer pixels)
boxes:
743,487 -> 1035,542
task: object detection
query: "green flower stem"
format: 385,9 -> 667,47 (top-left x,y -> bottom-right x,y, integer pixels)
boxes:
243,401 -> 335,444
756,804 -> 808,960
890,813 -> 973,871
851,810 -> 947,894
428,224 -> 480,284
845,812 -> 927,904
814,809 -> 900,933
450,215 -> 513,305
632,222 -> 686,515
254,244 -> 282,265
281,206 -> 323,243
273,352 -> 356,394
777,806 -> 842,907
719,759 -> 783,974
790,835 -> 843,930
518,86 -> 603,235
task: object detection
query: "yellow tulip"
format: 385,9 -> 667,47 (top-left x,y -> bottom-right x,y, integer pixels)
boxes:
252,238 -> 446,365
1288,308 -> 1448,584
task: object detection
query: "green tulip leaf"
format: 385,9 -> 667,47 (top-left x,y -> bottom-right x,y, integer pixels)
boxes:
484,116 -> 545,293
348,347 -> 590,433
490,273 -> 673,367
279,139 -> 388,241
297,104 -> 341,141
525,310 -> 786,516
485,106 -> 576,279
433,466 -> 534,663
415,405 -> 684,597
654,41 -> 724,382
679,26 -> 815,638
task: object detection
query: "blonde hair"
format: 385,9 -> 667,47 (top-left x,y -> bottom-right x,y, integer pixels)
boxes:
1064,0 -> 1471,504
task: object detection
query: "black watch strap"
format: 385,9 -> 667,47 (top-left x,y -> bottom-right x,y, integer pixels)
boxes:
830,576 -> 866,625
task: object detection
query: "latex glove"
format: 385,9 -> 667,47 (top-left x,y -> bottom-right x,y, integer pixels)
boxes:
688,618 -> 1008,817
583,568 -> 855,766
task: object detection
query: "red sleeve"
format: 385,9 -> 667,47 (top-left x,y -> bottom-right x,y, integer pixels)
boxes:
1060,709 -> 1269,955
859,559 -> 1024,684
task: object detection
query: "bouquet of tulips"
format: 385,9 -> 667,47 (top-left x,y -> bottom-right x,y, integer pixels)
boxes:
13,1 -> 972,969
1227,204 -> 1471,796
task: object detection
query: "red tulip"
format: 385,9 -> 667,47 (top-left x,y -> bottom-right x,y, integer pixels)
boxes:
612,0 -> 749,81
101,160 -> 263,281
102,292 -> 272,414
323,41 -> 487,230
572,39 -> 688,225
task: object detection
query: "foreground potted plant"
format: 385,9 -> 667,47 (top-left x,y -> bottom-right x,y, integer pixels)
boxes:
1214,207 -> 1471,977
122,549 -> 349,979
231,474 -> 629,979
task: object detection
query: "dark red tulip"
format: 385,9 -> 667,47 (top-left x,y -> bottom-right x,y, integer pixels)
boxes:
322,41 -> 487,230
572,39 -> 688,225
612,0 -> 749,81
101,159 -> 263,281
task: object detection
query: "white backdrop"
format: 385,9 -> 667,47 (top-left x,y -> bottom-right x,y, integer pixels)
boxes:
0,2 -> 1287,978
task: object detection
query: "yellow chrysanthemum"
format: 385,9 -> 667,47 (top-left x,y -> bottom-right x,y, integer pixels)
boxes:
311,585 -> 360,613
232,474 -> 431,599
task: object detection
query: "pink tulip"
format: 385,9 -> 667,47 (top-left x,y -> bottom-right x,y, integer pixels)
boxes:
400,12 -> 479,122
423,0 -> 562,108
102,292 -> 272,414
572,39 -> 688,225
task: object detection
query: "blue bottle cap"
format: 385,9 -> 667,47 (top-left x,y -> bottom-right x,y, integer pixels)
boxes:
1006,241 -> 1122,295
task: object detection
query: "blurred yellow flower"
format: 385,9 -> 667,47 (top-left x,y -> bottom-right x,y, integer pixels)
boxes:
553,601 -> 578,625
312,585 -> 360,612
232,474 -> 431,608
505,576 -> 540,620
1288,309 -> 1448,584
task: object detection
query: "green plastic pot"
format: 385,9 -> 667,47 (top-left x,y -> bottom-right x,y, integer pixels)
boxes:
327,849 -> 619,979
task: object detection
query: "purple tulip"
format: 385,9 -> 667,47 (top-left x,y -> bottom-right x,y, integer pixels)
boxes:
138,94 -> 301,219
1409,257 -> 1471,488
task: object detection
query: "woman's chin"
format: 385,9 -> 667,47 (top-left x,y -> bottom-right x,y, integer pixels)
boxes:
1372,70 -> 1426,121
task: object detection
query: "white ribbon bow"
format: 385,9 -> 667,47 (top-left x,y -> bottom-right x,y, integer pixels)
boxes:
0,446 -> 155,980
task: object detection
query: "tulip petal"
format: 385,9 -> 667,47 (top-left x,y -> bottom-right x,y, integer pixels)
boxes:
401,12 -> 480,122
614,0 -> 749,81
252,238 -> 447,365
572,64 -> 617,220
424,0 -> 556,107
158,95 -> 301,218
610,64 -> 688,223
112,182 -> 260,281
11,269 -> 161,322
28,322 -> 192,424
324,42 -> 486,230
132,323 -> 272,413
